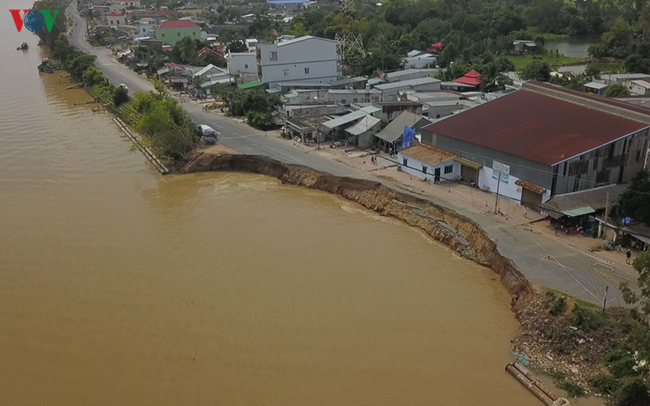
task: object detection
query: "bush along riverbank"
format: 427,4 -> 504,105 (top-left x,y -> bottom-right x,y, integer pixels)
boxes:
50,34 -> 199,164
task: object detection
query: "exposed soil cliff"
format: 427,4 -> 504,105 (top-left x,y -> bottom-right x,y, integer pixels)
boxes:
181,152 -> 533,305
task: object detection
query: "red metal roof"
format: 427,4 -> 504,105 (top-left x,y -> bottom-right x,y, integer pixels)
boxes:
158,20 -> 197,29
453,76 -> 481,86
422,90 -> 649,166
107,12 -> 122,16
465,70 -> 481,78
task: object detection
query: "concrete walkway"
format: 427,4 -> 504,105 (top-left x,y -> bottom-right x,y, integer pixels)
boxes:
67,2 -> 635,306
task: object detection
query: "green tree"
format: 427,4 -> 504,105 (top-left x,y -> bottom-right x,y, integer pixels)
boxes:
228,40 -> 247,53
175,36 -> 197,64
602,17 -> 633,48
604,83 -> 631,97
113,87 -> 130,106
66,53 -> 97,80
520,61 -> 551,81
83,66 -> 107,86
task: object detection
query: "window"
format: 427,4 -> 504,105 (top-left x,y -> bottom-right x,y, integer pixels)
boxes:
304,67 -> 310,74
269,51 -> 278,61
403,158 -> 408,166
110,20 -> 113,24
161,33 -> 165,37
244,64 -> 248,69
283,69 -> 289,76
444,165 -> 453,174
193,32 -> 196,36
422,166 -> 427,174
353,98 -> 358,103
341,99 -> 346,104
177,32 -> 181,37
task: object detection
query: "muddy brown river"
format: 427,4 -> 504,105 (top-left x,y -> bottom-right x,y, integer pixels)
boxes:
0,3 -> 602,405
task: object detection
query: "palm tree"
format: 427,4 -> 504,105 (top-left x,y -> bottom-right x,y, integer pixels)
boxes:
177,36 -> 197,64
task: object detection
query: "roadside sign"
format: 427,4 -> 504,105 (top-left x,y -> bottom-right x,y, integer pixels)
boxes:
492,160 -> 510,183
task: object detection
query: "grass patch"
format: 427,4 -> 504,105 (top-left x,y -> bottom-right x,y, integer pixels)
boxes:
544,368 -> 586,398
527,26 -> 569,41
508,54 -> 589,70
591,374 -> 620,394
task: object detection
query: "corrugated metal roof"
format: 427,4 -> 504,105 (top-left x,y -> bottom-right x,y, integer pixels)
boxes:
359,105 -> 381,114
374,77 -> 440,91
584,81 -> 608,90
515,179 -> 545,194
455,156 -> 482,169
375,110 -> 425,142
423,90 -> 649,166
541,184 -> 625,214
239,81 -> 263,90
562,207 -> 595,217
399,144 -> 456,167
345,116 -> 381,135
323,110 -> 368,129
158,20 -> 198,29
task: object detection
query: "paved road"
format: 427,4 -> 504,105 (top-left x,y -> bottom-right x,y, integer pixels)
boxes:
66,3 -> 374,178
66,2 -> 634,306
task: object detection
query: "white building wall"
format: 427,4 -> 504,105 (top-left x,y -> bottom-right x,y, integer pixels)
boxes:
397,155 -> 461,183
258,37 -> 340,86
478,166 -> 522,203
107,15 -> 127,26
227,52 -> 257,75
403,57 -> 437,69
381,82 -> 442,101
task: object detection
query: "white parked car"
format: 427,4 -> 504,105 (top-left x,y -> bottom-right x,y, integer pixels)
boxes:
198,124 -> 220,145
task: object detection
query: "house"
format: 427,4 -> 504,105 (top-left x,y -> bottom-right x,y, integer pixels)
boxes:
227,52 -> 257,76
602,73 -> 650,86
374,77 -> 441,101
512,40 -> 536,54
584,81 -> 609,96
631,80 -> 650,96
402,51 -> 437,69
329,76 -> 368,90
452,70 -> 481,89
136,18 -> 156,37
398,144 -> 460,183
386,68 -> 439,83
406,91 -> 469,119
421,82 -> 650,207
256,36 -> 341,88
374,101 -> 423,123
327,89 -> 382,104
155,20 -> 201,46
345,115 -> 382,148
374,110 -> 431,152
245,39 -> 259,53
322,109 -> 376,141
106,12 -> 126,26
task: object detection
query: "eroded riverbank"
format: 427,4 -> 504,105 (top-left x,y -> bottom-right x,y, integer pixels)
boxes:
181,152 -> 534,304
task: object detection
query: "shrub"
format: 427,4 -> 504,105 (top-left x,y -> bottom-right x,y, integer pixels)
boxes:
613,378 -> 650,406
113,87 -> 130,107
606,349 -> 638,378
549,296 -> 567,316
557,380 -> 585,398
591,374 -> 620,394
572,303 -> 606,332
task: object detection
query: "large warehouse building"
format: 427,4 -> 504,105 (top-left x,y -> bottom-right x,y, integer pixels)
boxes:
420,82 -> 650,207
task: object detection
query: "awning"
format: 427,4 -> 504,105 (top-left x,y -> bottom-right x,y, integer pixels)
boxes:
630,233 -> 650,244
455,156 -> 482,170
561,206 -> 595,217
515,179 -> 545,194
239,81 -> 263,90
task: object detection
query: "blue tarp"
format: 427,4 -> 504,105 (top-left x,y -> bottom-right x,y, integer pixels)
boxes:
403,126 -> 416,147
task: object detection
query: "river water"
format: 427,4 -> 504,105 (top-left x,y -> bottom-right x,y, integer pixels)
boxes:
0,3 -> 599,405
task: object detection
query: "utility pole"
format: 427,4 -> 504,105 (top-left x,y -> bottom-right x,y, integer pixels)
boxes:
494,172 -> 502,214
603,192 -> 609,239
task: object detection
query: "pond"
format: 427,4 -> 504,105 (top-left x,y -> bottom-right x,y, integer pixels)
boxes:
545,38 -> 599,58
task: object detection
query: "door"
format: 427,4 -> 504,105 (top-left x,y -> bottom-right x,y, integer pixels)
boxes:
521,188 -> 542,208
434,167 -> 441,183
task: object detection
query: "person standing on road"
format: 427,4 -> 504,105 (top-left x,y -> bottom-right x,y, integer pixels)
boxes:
523,206 -> 528,219
626,249 -> 632,265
